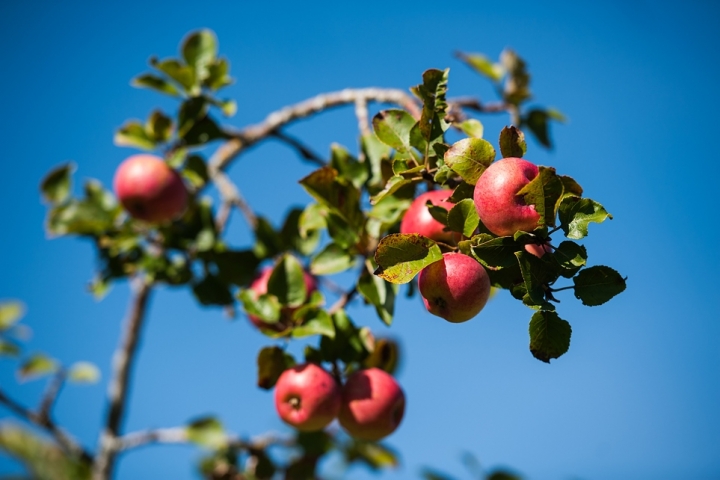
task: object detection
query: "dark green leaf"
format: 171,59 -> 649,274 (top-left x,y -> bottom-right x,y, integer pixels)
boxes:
447,199 -> 479,237
253,216 -> 282,259
487,470 -> 523,480
0,301 -> 25,331
455,51 -> 504,82
131,73 -> 181,97
182,154 -> 209,188
267,255 -> 307,307
357,260 -> 396,325
299,167 -> 364,227
186,416 -> 226,449
145,110 -> 173,143
326,212 -> 359,249
470,234 -> 522,268
346,440 -> 398,470
372,110 -> 416,151
282,207 -> 321,255
523,109 -> 551,148
444,138 -> 495,185
573,266 -> 626,306
426,203 -> 449,226
330,143 -> 368,189
501,49 -> 532,106
558,197 -> 612,239
192,275 -> 233,306
552,241 -> 587,278
411,68 -> 450,144
182,116 -> 227,148
363,338 -> 399,374
362,133 -> 392,191
40,164 -> 74,204
449,182 -> 475,203
256,346 -> 295,390
18,354 -> 57,381
529,310 -> 571,362
499,126 -> 527,158
517,166 -> 563,228
515,251 -> 558,307
204,57 -> 233,90
420,469 -> 457,480
310,243 -> 356,275
374,233 -> 442,284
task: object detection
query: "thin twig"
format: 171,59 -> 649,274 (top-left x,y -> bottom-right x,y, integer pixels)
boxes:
208,88 -> 420,174
213,170 -> 258,232
116,426 -> 293,452
270,130 -> 326,167
38,368 -> 67,423
448,97 -> 510,114
354,97 -> 371,137
328,287 -> 358,315
0,388 -> 91,462
92,279 -> 153,480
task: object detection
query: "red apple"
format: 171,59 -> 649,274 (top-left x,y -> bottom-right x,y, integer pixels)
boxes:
473,157 -> 541,237
113,154 -> 187,223
247,266 -> 317,331
524,242 -> 552,258
274,363 -> 341,432
418,252 -> 490,323
339,368 -> 405,441
400,190 -> 459,244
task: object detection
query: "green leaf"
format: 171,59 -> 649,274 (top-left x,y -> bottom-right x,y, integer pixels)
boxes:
40,164 -> 74,204
448,182 -> 475,203
292,310 -> 335,338
420,469 -> 457,480
131,74 -> 181,97
470,234 -> 522,268
330,143 -> 368,190
150,57 -> 196,90
191,275 -> 233,306
426,203 -> 449,226
68,362 -> 100,384
238,290 -> 281,324
411,68 -> 450,144
552,241 -> 587,278
299,167 -> 364,228
281,207 -> 321,256
357,260 -> 397,326
443,138 -> 495,185
529,310 -> 571,363
186,416 -> 226,449
447,199 -> 479,237
145,110 -> 173,143
499,125 -> 527,158
363,337 -> 399,374
346,440 -> 398,470
370,175 -> 414,205
374,233 -> 442,284
182,29 -> 218,81
182,154 -> 209,188
204,57 -> 233,90
517,166 -> 563,228
253,216 -> 282,259
256,346 -> 295,390
299,203 -> 327,237
18,354 -> 57,381
456,118 -> 484,138
558,197 -> 612,239
573,266 -> 627,306
515,251 -> 557,308
487,470 -> 523,480
0,339 -> 21,357
523,109 -> 552,148
214,250 -> 260,287
501,49 -> 532,106
362,133 -> 392,191
114,120 -> 155,150
178,97 -> 209,138
310,243 -> 356,276
455,51 -> 504,82
372,109 -> 416,152
325,212 -> 360,250
267,255 -> 307,307
0,301 -> 25,331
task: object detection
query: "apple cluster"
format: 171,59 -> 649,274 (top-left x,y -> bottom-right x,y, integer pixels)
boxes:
400,157 -> 550,323
274,363 -> 405,441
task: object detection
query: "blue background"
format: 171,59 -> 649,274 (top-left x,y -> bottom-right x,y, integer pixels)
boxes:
1,1 -> 719,479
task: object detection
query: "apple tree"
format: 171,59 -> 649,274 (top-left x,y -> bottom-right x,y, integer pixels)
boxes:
0,30 -> 625,480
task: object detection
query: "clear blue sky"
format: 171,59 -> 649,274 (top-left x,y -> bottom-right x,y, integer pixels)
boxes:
1,1 -> 719,479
